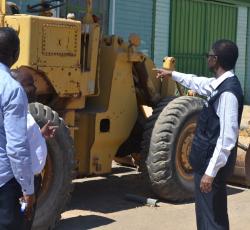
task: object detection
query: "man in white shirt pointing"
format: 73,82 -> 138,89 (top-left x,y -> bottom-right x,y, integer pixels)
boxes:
155,40 -> 243,230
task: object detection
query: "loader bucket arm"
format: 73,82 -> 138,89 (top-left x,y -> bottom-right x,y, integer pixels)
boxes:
132,56 -> 176,107
133,58 -> 161,106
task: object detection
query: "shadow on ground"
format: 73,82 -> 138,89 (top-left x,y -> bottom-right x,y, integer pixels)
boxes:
227,185 -> 246,196
55,215 -> 115,230
65,166 -> 155,214
56,164 -> 247,229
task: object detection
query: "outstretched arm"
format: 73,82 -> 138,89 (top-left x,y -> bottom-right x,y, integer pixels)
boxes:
154,68 -> 214,96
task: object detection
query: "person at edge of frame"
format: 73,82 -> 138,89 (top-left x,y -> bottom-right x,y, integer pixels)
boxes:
154,39 -> 243,230
12,66 -> 58,230
0,27 -> 34,229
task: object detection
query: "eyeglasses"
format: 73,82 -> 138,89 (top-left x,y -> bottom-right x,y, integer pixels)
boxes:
204,53 -> 217,58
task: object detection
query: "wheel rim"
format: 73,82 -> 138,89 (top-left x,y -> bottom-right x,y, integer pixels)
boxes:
176,120 -> 196,181
37,152 -> 53,204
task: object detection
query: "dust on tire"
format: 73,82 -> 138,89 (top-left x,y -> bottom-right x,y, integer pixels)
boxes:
141,96 -> 204,202
28,102 -> 75,230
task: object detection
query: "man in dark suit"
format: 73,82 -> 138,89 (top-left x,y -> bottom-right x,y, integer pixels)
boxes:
155,40 -> 243,230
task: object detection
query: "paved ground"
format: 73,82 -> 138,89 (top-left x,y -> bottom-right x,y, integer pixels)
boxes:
55,106 -> 250,230
55,164 -> 250,230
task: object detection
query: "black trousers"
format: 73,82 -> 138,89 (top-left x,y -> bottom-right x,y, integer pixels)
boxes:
0,178 -> 23,230
194,173 -> 229,230
23,175 -> 42,230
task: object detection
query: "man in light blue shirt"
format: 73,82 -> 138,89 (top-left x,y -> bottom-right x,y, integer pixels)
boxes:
0,27 -> 34,229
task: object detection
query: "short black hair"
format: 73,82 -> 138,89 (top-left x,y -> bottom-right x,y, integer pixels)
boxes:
0,27 -> 19,63
212,39 -> 238,71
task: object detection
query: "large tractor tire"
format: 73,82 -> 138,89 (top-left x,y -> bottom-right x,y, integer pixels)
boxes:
140,96 -> 177,173
141,96 -> 204,202
28,103 -> 75,230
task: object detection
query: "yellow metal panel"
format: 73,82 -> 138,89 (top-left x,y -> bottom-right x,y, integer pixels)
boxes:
161,56 -> 177,97
39,66 -> 82,96
85,38 -> 118,111
4,15 -> 99,102
5,15 -> 37,67
160,78 -> 177,97
4,15 -> 80,69
81,24 -> 101,95
41,24 -> 78,57
89,53 -> 138,174
63,96 -> 86,110
36,17 -> 81,68
74,113 -> 95,175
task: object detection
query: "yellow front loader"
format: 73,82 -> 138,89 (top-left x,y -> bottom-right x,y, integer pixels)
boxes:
0,1 -> 249,229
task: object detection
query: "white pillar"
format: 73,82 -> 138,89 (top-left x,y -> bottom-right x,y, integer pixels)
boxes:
153,0 -> 171,67
108,0 -> 116,35
235,6 -> 248,89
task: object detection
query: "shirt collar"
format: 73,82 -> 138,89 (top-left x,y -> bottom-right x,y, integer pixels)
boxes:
0,62 -> 11,74
210,70 -> 234,90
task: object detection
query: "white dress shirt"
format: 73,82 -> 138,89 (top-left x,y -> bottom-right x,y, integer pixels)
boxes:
27,112 -> 47,175
172,70 -> 239,177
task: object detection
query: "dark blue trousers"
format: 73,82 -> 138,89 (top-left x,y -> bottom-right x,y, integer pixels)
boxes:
194,173 -> 229,230
0,178 -> 23,230
23,175 -> 42,230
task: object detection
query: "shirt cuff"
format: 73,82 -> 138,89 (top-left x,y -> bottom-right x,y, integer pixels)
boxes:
21,176 -> 34,195
205,162 -> 219,178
